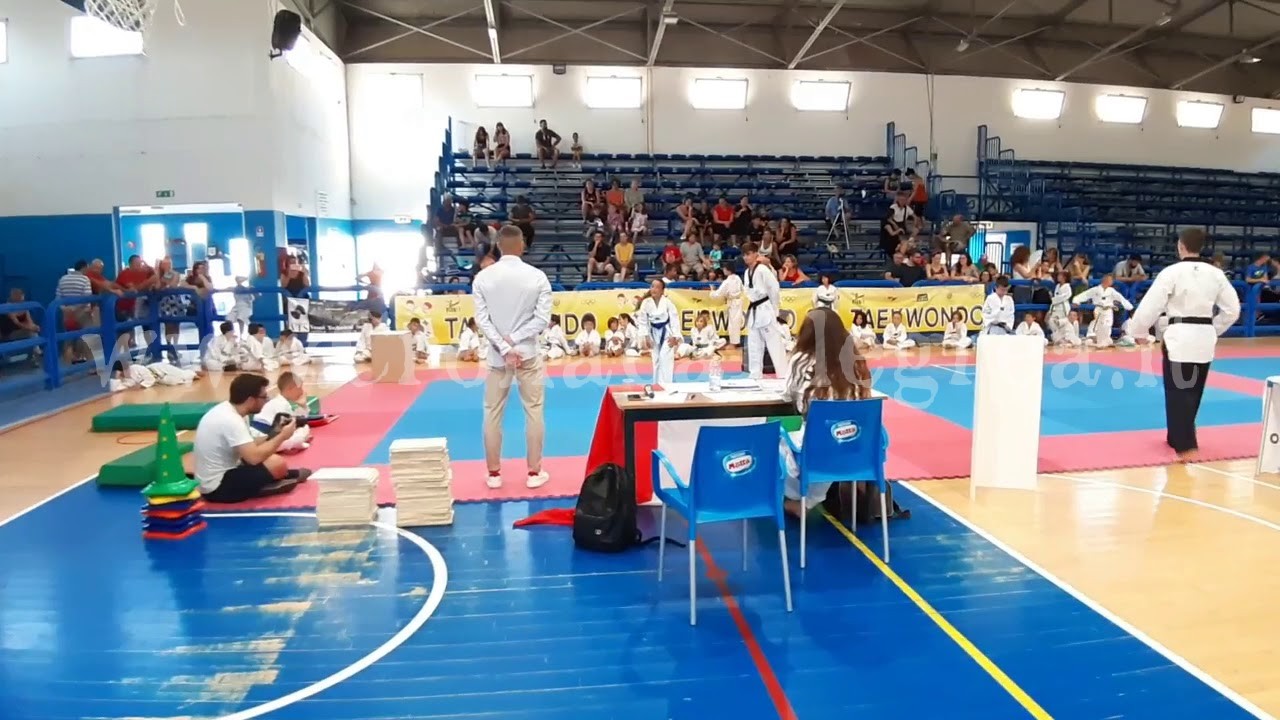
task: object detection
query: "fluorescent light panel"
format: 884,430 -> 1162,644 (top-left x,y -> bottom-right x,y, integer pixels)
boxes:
473,74 -> 534,108
791,80 -> 851,112
585,76 -> 643,109
691,78 -> 748,110
1176,100 -> 1223,129
1012,88 -> 1065,120
1095,94 -> 1147,124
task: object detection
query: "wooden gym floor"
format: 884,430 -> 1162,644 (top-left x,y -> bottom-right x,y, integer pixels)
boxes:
0,340 -> 1276,717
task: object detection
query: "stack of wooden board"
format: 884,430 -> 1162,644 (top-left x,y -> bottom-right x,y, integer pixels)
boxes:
389,438 -> 453,527
314,467 -> 380,527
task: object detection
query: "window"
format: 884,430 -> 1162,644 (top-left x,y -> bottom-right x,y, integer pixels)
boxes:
1252,107 -> 1280,135
1011,89 -> 1065,120
585,76 -> 643,109
473,74 -> 533,108
0,20 -> 8,64
139,223 -> 167,265
691,78 -> 748,110
1176,100 -> 1223,129
70,15 -> 143,58
182,223 -> 208,267
1095,94 -> 1147,124
791,80 -> 851,112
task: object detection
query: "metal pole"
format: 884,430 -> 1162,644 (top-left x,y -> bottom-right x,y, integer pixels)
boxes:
788,0 -> 846,69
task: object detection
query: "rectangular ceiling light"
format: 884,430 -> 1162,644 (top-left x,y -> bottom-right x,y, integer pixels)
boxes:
1176,100 -> 1224,129
585,76 -> 643,109
473,74 -> 534,108
1251,107 -> 1280,135
70,15 -> 143,58
791,80 -> 851,112
690,78 -> 748,110
1095,94 -> 1147,124
1012,88 -> 1065,120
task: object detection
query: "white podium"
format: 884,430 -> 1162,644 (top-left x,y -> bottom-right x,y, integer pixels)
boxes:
970,335 -> 1044,495
1258,376 -> 1280,476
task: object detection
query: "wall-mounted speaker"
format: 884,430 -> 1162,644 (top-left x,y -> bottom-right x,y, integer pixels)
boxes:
271,10 -> 303,58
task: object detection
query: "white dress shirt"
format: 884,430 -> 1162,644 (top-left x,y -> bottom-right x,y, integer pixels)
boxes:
1129,258 -> 1241,363
472,255 -> 554,368
981,292 -> 1015,331
744,263 -> 781,329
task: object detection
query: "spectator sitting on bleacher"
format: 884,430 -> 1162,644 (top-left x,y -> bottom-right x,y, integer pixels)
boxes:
606,203 -> 625,238
1042,247 -> 1063,275
1068,253 -> 1093,288
927,253 -> 952,281
712,197 -> 735,243
1010,246 -> 1038,280
510,195 -> 536,249
606,179 -> 625,209
1113,254 -> 1147,283
453,200 -> 477,249
759,230 -> 779,266
660,237 -> 681,270
493,123 -> 511,164
675,198 -> 695,239
731,196 -> 754,243
613,232 -> 637,280
886,250 -> 927,287
1,289 -> 41,367
1246,252 -> 1279,306
436,195 -> 458,243
580,180 -> 601,219
953,254 -> 980,283
779,256 -> 808,284
587,231 -> 615,281
940,214 -> 974,256
535,120 -> 561,169
625,179 -> 645,213
881,192 -> 917,257
693,199 -> 713,243
883,169 -> 902,196
472,126 -> 492,170
1212,251 -> 1230,272
680,236 -> 709,279
663,263 -> 681,282
906,169 -> 928,219
777,218 -> 800,258
628,205 -> 648,241
570,132 -> 583,168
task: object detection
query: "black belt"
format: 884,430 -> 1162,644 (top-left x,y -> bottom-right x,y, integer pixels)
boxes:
747,297 -> 768,316
1167,317 -> 1213,325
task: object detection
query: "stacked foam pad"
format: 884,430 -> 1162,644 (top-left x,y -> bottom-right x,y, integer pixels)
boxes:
142,486 -> 207,540
389,438 -> 454,527
314,467 -> 379,527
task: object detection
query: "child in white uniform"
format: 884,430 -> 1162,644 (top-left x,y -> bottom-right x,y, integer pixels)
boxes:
709,267 -> 745,347
881,310 -> 916,350
850,311 -> 877,350
941,309 -> 973,349
603,317 -> 626,357
539,317 -> 570,360
778,315 -> 797,354
637,279 -> 682,385
238,323 -> 278,372
203,322 -> 240,371
353,311 -> 384,363
687,310 -> 727,358
408,318 -> 432,363
618,313 -> 641,357
1057,310 -> 1084,347
276,329 -> 311,365
574,314 -> 602,357
1074,275 -> 1133,348
1015,312 -> 1048,347
457,317 -> 484,362
225,276 -> 255,337
1047,271 -> 1075,345
250,371 -> 312,453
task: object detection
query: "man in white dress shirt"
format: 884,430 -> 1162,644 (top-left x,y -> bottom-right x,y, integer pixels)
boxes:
1128,228 -> 1240,461
472,226 -> 554,489
740,243 -> 790,380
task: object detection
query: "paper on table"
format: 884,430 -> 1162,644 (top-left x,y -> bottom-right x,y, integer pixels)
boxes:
705,391 -> 785,404
655,392 -> 689,403
720,379 -> 760,390
663,382 -> 711,394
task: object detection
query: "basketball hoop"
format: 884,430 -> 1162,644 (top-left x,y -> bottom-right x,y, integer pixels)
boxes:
84,0 -> 184,36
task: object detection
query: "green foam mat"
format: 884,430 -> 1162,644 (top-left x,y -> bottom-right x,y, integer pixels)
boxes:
306,395 -> 320,414
98,441 -> 195,487
91,402 -> 216,432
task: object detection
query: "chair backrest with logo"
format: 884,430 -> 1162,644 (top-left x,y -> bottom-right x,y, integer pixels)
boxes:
800,398 -> 887,486
689,422 -> 784,524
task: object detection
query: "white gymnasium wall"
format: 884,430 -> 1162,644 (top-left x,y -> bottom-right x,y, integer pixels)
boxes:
0,0 -> 277,215
347,63 -> 1280,220
267,27 -> 352,219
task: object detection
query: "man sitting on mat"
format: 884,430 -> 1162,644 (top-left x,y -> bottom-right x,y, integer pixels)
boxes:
194,373 -> 312,504
249,371 -> 312,454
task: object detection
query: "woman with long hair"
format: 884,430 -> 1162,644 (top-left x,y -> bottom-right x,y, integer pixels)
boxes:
781,307 -> 873,517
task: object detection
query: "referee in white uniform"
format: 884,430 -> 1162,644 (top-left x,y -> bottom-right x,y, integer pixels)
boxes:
1128,229 -> 1240,460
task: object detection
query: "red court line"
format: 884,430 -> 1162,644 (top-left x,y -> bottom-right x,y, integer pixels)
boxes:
696,543 -> 799,720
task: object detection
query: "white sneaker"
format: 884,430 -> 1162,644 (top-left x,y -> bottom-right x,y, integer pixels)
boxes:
526,471 -> 550,489
486,474 -> 502,489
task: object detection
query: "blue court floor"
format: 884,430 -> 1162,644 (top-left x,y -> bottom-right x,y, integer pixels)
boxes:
1213,357 -> 1280,382
0,478 -> 1258,719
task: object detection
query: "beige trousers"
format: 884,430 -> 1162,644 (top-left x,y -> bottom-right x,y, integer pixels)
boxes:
483,356 -> 546,473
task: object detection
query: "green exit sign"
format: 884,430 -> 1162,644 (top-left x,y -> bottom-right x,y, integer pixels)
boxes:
155,190 -> 175,199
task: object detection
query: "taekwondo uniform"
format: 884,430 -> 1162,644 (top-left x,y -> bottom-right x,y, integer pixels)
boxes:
1074,284 -> 1133,348
637,293 -> 682,385
711,272 -> 745,347
942,320 -> 973,349
744,263 -> 790,380
981,291 -> 1016,336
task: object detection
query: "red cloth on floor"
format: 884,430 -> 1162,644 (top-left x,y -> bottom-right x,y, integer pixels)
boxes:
584,384 -> 656,504
513,508 -> 576,528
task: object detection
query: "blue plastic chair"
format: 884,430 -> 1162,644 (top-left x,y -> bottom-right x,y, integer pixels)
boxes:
782,398 -> 890,568
652,422 -> 794,626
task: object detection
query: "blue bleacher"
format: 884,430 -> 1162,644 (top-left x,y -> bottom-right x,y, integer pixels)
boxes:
427,120 -> 938,286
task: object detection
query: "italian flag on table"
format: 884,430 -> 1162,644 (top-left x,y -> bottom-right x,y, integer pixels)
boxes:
585,385 -> 800,504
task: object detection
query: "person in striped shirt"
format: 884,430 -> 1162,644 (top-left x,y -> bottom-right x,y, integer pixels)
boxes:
55,260 -> 98,364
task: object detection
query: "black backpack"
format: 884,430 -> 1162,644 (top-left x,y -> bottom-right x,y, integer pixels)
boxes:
573,463 -> 641,553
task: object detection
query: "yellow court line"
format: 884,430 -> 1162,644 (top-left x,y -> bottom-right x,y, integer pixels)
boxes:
819,509 -> 1053,720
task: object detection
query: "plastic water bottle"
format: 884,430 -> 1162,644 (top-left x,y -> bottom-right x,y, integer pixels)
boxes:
708,352 -> 723,392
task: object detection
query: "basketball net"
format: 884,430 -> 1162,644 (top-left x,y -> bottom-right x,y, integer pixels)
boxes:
84,0 -> 185,36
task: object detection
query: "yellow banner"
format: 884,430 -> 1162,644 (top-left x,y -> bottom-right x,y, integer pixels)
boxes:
394,285 -> 986,343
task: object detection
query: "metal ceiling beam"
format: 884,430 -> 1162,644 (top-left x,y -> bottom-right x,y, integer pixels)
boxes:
1054,19 -> 1163,81
934,18 -> 1052,75
345,6 -> 479,57
679,15 -> 787,64
1046,0 -> 1091,23
341,2 -> 490,58
1171,30 -> 1280,88
789,0 -> 846,68
504,2 -> 648,61
648,0 -> 676,65
799,15 -> 920,64
483,0 -> 500,63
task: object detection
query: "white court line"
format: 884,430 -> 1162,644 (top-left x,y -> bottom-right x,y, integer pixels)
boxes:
0,474 -> 97,529
209,512 -> 447,720
928,364 -> 971,376
1042,472 -> 1280,534
899,481 -> 1275,720
1190,463 -> 1280,493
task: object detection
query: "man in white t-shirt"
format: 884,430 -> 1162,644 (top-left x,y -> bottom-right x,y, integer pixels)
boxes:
195,373 -> 311,503
250,371 -> 312,453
